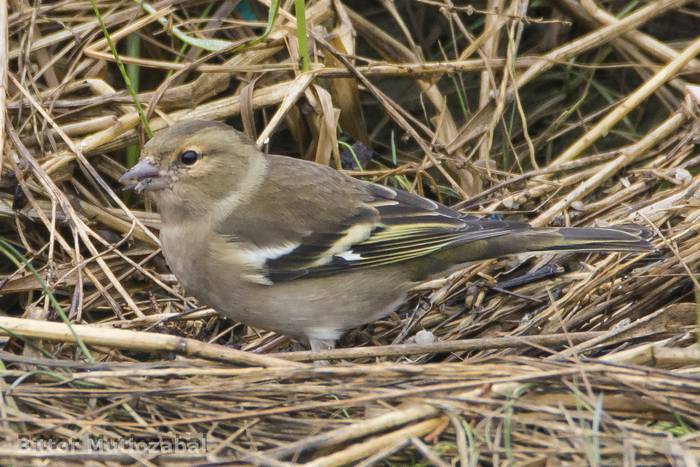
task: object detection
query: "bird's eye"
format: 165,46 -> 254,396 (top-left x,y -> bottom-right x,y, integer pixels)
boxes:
179,150 -> 199,165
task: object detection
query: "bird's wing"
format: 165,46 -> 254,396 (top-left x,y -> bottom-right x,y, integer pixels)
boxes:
215,156 -> 527,284
261,183 -> 527,282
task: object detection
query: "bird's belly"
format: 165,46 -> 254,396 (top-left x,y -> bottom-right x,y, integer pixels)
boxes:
161,226 -> 415,339
224,269 -> 415,339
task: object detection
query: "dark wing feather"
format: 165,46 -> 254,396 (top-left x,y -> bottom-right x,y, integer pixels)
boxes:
263,183 -> 527,282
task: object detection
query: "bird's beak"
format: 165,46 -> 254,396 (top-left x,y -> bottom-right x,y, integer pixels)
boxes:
119,159 -> 169,193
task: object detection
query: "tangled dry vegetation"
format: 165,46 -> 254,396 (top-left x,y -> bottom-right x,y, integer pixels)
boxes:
1,0 -> 700,464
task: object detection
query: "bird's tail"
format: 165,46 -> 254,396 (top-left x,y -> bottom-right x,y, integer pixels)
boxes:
446,223 -> 653,264
495,224 -> 654,257
413,223 -> 653,281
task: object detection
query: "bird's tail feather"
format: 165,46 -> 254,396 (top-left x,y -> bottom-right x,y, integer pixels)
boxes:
412,223 -> 653,281
514,224 -> 653,254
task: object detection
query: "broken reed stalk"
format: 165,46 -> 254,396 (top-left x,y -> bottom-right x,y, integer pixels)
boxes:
271,332 -> 603,361
0,316 -> 305,368
303,417 -> 446,467
0,318 -> 613,365
550,33 -> 700,167
532,109 -> 688,226
581,0 -> 700,71
446,0 -> 689,153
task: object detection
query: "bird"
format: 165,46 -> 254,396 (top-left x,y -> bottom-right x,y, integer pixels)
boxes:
120,120 -> 652,352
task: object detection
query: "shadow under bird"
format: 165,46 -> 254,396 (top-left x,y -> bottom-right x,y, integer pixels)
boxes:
120,120 -> 653,352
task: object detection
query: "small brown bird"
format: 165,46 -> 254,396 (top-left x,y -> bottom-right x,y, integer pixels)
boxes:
121,120 -> 652,351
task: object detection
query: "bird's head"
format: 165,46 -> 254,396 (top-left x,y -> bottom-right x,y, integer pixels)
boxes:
120,120 -> 265,219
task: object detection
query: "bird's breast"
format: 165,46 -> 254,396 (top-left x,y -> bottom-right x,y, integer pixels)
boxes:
159,222 -> 214,298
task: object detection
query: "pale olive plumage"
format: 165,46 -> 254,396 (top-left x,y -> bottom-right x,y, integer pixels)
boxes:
121,120 -> 652,351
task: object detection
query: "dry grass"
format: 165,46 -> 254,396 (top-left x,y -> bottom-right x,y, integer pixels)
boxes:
2,0 -> 700,464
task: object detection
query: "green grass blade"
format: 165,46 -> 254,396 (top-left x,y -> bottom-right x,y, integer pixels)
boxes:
294,0 -> 310,71
91,0 -> 152,138
126,33 -> 142,168
0,239 -> 94,362
133,0 -> 282,55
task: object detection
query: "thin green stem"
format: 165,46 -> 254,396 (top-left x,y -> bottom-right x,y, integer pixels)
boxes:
0,239 -> 94,362
126,33 -> 142,167
294,0 -> 310,71
91,0 -> 152,137
338,140 -> 363,171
